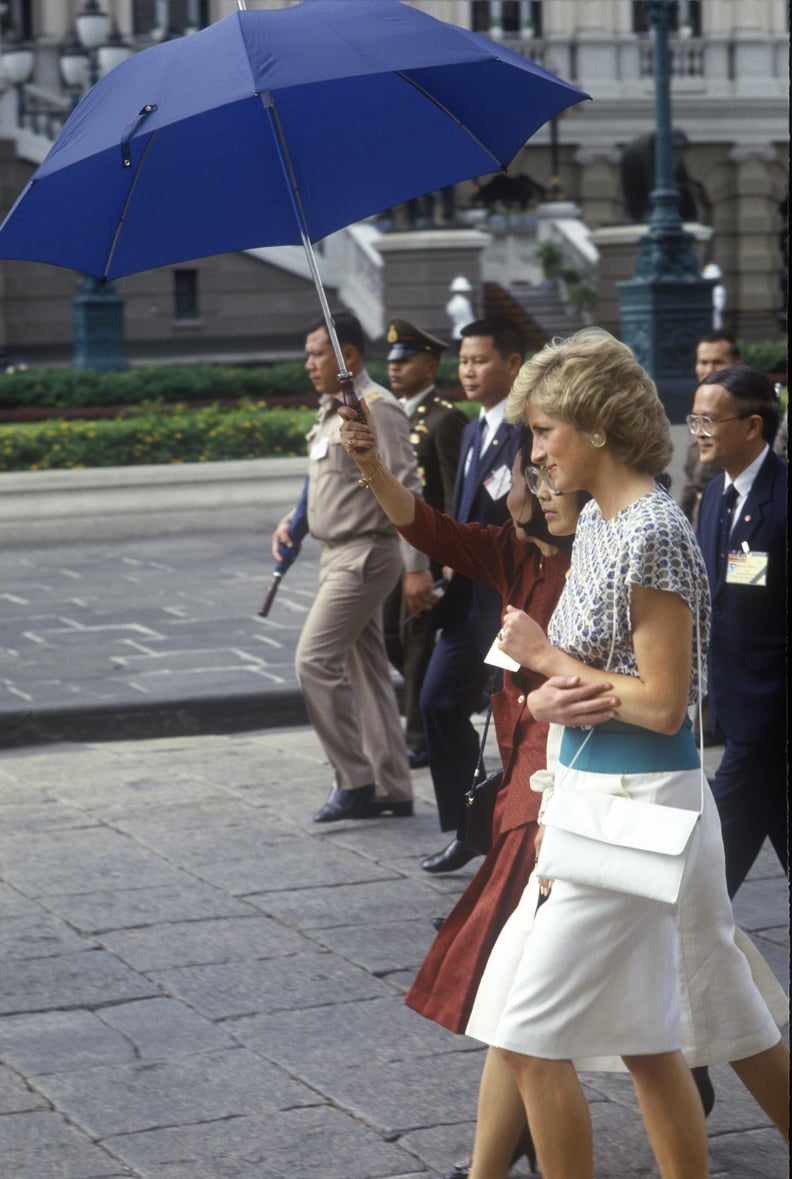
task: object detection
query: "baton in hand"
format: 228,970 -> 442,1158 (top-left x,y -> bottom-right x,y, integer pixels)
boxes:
258,476 -> 309,618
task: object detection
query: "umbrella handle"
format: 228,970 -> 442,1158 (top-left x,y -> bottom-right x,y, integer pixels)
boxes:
338,370 -> 365,423
257,571 -> 282,618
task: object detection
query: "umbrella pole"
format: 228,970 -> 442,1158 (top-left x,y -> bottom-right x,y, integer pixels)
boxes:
263,93 -> 360,413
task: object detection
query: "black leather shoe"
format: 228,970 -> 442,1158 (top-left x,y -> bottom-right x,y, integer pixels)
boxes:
431,916 -> 446,931
407,748 -> 430,769
421,838 -> 478,874
443,1165 -> 470,1179
313,784 -> 375,823
691,1065 -> 715,1118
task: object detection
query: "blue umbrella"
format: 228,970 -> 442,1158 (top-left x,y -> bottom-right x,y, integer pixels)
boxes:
0,0 -> 587,377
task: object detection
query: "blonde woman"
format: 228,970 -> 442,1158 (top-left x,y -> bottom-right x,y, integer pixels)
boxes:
465,329 -> 788,1179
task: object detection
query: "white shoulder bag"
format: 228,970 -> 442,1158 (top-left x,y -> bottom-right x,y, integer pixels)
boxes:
535,599 -> 704,905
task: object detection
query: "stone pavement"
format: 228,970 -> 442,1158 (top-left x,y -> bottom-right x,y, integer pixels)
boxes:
0,727 -> 788,1179
1,530 -> 320,749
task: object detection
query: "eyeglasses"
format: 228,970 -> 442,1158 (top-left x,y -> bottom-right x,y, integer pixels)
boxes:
685,413 -> 748,437
524,464 -> 565,496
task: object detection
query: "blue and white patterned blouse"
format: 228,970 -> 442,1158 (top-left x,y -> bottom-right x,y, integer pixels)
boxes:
548,484 -> 711,705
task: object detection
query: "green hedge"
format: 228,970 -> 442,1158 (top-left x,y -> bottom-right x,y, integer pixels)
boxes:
0,364 -> 311,411
1,345 -> 783,414
0,403 -> 318,471
0,357 -> 464,412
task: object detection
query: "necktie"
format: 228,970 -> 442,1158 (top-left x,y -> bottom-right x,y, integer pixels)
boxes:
716,484 -> 738,576
458,417 -> 488,523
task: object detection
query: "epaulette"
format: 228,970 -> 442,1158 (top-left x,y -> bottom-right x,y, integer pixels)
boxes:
365,390 -> 384,404
436,397 -> 456,410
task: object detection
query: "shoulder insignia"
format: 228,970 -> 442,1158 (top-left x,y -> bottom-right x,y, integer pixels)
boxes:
365,390 -> 384,404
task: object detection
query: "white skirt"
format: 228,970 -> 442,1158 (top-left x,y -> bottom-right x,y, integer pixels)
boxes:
467,731 -> 786,1067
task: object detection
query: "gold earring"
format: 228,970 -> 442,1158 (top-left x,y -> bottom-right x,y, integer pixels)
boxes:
589,431 -> 606,448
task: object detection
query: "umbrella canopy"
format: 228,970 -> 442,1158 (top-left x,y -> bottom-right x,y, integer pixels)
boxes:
0,1 -> 588,281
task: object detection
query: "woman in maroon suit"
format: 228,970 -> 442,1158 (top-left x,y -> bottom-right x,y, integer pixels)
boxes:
339,404 -> 598,1176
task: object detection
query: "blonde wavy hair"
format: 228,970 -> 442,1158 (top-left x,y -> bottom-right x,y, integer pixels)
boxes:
505,328 -> 673,475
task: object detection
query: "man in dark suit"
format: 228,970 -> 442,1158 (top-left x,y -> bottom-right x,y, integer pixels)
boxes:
384,316 -> 467,768
419,317 -> 525,873
692,365 -> 787,897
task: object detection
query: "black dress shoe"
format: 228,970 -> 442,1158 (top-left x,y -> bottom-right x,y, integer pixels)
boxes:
691,1065 -> 716,1118
361,798 -> 414,818
421,838 -> 478,874
431,916 -> 446,931
407,748 -> 430,770
313,784 -> 375,823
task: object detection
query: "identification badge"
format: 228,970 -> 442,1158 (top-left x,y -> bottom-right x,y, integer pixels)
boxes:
483,464 -> 511,501
309,436 -> 329,461
726,550 -> 768,586
484,635 -> 520,672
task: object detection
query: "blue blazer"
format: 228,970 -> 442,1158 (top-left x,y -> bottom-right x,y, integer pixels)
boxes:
696,448 -> 787,742
440,416 -> 520,653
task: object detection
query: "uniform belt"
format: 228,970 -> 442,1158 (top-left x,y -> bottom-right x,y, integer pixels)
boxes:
319,532 -> 394,550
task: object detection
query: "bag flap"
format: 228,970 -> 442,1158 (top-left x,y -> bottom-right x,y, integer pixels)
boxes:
473,770 -> 503,797
543,790 -> 699,855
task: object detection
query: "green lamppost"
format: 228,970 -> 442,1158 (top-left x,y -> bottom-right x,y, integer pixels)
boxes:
617,0 -> 713,422
70,0 -> 129,372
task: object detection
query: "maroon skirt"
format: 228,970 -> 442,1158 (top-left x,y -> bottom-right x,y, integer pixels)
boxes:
405,819 -> 538,1033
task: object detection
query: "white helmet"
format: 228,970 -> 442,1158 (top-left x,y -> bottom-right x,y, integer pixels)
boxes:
449,275 -> 473,293
702,263 -> 722,281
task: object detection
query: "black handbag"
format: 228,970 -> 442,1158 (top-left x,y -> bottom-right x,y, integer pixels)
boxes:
459,768 -> 504,855
457,703 -> 505,856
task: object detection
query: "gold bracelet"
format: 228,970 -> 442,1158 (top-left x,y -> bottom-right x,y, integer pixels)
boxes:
358,453 -> 384,490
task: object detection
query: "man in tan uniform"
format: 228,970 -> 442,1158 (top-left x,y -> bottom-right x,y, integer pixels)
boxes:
273,312 -> 433,822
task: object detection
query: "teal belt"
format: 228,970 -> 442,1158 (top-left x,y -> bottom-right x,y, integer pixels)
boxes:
560,716 -> 699,773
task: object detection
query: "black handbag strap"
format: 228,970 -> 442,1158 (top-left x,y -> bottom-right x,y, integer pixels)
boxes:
472,701 -> 494,786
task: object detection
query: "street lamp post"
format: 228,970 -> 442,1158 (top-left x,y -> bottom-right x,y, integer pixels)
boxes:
68,0 -> 130,372
617,0 -> 714,423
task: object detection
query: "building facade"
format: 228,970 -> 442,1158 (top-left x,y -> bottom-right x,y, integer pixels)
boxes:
0,1 -> 788,365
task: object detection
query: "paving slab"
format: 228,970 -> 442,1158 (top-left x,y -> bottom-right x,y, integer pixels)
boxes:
104,1106 -> 427,1179
0,1110 -> 133,1179
32,1047 -> 318,1139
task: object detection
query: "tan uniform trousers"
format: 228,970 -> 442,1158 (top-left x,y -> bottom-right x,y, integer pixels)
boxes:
295,534 -> 412,802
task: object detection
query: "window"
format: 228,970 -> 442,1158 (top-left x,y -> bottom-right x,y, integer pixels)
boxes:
133,1 -> 210,38
471,2 -> 542,36
173,269 -> 199,320
2,0 -> 33,40
632,2 -> 701,37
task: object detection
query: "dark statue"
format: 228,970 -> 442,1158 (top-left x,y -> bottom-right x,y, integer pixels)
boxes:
620,129 -> 710,224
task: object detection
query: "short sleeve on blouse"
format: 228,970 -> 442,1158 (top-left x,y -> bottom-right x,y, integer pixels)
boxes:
624,495 -> 702,616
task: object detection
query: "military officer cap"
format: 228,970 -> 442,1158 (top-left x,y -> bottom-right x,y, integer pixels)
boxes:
386,317 -> 449,361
